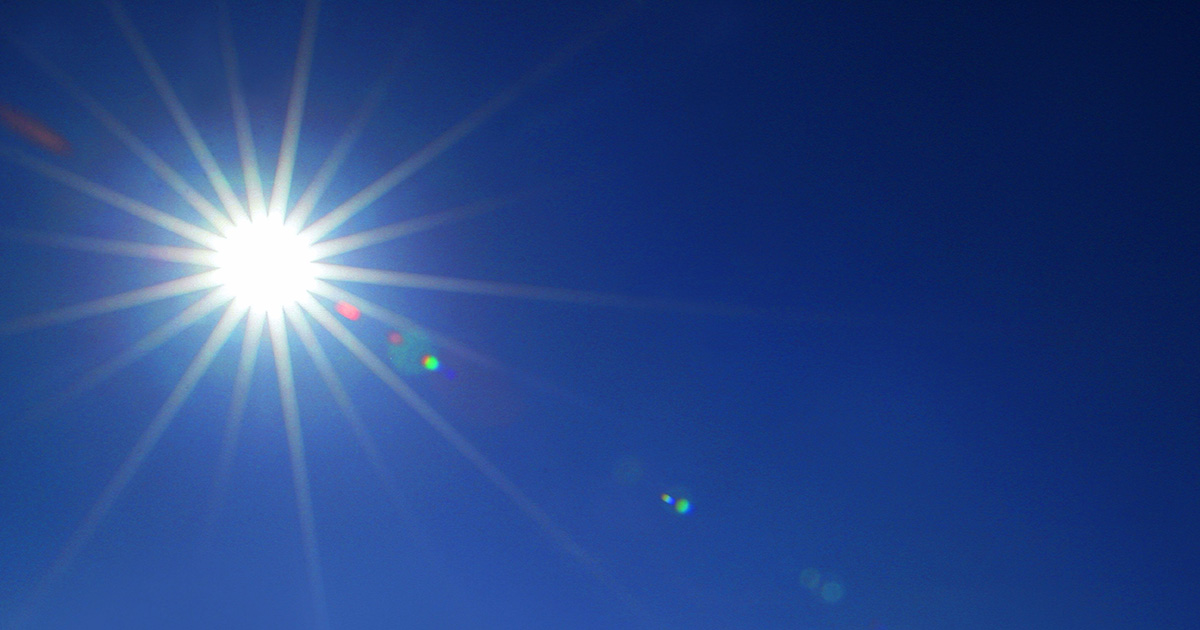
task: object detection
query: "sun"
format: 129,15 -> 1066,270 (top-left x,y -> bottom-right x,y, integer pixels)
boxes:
0,1 -> 651,627
210,217 -> 317,312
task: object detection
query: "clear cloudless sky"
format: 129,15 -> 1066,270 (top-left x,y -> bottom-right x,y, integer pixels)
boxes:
0,1 -> 1197,629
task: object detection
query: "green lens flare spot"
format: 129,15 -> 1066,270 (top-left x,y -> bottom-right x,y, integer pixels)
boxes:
661,492 -> 693,514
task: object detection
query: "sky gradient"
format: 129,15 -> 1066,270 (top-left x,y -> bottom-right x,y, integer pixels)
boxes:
1,1 -> 1197,629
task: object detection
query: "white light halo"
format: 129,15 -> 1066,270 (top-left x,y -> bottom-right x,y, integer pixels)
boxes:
211,217 -> 317,311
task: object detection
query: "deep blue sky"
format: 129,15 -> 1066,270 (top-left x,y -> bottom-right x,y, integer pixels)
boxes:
1,1 -> 1197,629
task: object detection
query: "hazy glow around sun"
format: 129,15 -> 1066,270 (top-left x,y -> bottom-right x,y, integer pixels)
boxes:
211,217 -> 317,310
0,3 -> 653,624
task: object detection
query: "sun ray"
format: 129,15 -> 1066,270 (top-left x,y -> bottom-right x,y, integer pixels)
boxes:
0,145 -> 224,248
298,295 -> 602,572
10,40 -> 235,233
309,280 -> 627,442
0,271 -> 222,336
204,307 -> 265,538
107,1 -> 249,223
312,264 -> 614,305
314,263 -> 692,310
285,70 -> 395,231
284,302 -> 483,623
283,304 -> 398,496
217,1 -> 268,219
308,201 -> 499,260
315,263 -> 761,316
309,278 -> 627,451
299,16 -> 612,243
0,228 -> 212,265
309,280 -> 502,372
0,4 -> 673,625
25,301 -> 246,620
22,289 -> 231,424
267,308 -> 329,630
268,0 -> 321,220
308,179 -> 583,259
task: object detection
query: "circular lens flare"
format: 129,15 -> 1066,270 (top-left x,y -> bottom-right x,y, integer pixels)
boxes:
213,218 -> 316,310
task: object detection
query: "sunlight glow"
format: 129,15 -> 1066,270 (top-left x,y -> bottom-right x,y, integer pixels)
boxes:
212,218 -> 317,311
109,1 -> 249,222
0,2 -> 656,626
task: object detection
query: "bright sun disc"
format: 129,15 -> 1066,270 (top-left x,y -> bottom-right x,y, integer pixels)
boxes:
213,218 -> 316,310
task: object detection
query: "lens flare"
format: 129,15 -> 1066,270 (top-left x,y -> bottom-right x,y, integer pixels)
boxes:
382,327 -> 435,375
422,354 -> 440,371
820,580 -> 845,603
800,567 -> 845,604
0,102 -> 72,156
660,492 -> 692,514
335,301 -> 361,320
800,568 -> 821,590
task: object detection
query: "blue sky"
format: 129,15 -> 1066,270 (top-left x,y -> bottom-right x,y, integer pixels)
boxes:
0,1 -> 1197,629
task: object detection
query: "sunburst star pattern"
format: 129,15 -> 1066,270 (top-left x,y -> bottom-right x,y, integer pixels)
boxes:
0,2 -> 654,627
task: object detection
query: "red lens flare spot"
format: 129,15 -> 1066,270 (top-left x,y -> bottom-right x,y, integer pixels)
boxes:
0,102 -> 72,156
335,301 -> 361,321
387,331 -> 403,345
